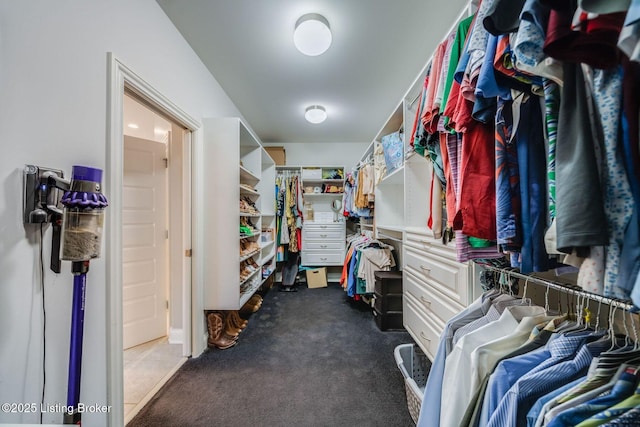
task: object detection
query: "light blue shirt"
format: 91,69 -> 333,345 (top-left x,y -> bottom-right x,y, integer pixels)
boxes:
480,333 -> 587,426
416,295 -> 491,427
487,344 -> 597,427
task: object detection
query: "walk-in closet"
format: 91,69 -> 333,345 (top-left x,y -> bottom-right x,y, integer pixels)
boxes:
3,0 -> 640,426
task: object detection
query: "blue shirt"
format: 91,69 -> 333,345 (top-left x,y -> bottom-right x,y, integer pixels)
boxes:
487,344 -> 598,427
547,370 -> 640,427
526,376 -> 586,427
480,333 -> 586,425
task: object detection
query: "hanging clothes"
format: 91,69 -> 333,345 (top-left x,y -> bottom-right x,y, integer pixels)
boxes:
418,280 -> 640,427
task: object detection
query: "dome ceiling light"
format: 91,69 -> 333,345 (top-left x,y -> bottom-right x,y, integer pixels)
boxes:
294,13 -> 332,56
305,105 -> 327,124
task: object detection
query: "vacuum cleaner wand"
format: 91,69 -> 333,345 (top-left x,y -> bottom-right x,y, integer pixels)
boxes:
57,166 -> 108,426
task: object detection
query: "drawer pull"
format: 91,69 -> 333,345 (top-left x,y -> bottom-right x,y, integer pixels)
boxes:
420,264 -> 431,274
421,240 -> 432,249
320,257 -> 328,261
320,245 -> 327,248
320,234 -> 328,238
420,332 -> 431,343
320,225 -> 327,229
420,296 -> 432,308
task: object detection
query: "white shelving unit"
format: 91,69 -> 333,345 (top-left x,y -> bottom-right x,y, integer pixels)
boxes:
300,166 -> 346,267
275,165 -> 347,267
202,118 -> 276,310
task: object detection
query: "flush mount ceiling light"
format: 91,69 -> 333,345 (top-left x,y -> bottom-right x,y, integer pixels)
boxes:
294,13 -> 332,56
305,105 -> 327,124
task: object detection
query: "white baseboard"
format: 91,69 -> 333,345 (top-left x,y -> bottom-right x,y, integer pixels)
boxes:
168,327 -> 184,344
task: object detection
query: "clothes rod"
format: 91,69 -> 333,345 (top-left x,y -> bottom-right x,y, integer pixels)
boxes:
482,265 -> 636,312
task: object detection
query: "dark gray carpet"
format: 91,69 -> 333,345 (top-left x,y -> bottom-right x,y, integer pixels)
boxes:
128,283 -> 416,427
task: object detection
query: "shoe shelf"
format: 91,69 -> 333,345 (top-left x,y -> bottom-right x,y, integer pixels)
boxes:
260,240 -> 274,249
239,284 -> 261,308
240,232 -> 261,239
240,250 -> 260,263
239,268 -> 260,287
240,165 -> 260,184
202,118 -> 276,310
240,185 -> 260,196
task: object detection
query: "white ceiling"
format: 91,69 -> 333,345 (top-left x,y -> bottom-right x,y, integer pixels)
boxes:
156,0 -> 470,144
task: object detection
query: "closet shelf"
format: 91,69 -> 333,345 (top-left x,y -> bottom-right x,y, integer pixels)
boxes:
380,165 -> 404,185
376,224 -> 404,233
302,178 -> 344,184
260,240 -> 274,249
239,268 -> 260,287
405,150 -> 418,161
240,212 -> 261,217
239,250 -> 260,262
303,192 -> 344,197
240,165 -> 260,183
261,253 -> 275,266
261,212 -> 276,217
240,232 -> 261,240
239,284 -> 260,307
240,185 -> 260,196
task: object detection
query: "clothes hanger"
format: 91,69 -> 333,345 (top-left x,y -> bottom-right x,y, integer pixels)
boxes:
606,304 -> 619,352
630,310 -> 640,351
594,298 -> 603,333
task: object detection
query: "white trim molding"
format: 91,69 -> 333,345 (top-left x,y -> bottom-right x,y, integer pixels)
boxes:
168,328 -> 184,345
106,53 -> 203,427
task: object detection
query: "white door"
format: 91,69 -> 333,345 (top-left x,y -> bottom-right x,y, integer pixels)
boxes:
122,135 -> 169,349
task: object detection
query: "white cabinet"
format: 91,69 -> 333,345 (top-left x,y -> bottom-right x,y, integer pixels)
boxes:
301,223 -> 346,266
201,118 -> 275,310
403,228 -> 481,358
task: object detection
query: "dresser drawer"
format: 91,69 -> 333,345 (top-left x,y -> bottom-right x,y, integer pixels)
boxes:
301,251 -> 345,266
304,223 -> 344,231
303,241 -> 345,251
303,229 -> 345,240
403,294 -> 441,361
404,246 -> 470,306
404,268 -> 463,328
405,227 -> 457,260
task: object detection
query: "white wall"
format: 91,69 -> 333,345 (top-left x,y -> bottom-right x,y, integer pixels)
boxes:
263,142 -> 370,172
0,1 -> 245,425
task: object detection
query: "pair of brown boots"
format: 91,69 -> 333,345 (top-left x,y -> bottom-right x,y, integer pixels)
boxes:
206,310 -> 248,350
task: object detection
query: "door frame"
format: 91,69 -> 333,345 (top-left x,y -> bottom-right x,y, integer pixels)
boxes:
106,53 -> 206,426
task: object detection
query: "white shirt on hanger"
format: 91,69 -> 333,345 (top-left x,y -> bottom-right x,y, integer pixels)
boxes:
439,304 -> 547,427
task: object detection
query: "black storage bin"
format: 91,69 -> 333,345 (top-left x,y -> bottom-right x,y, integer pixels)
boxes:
373,310 -> 404,331
374,271 -> 403,295
373,293 -> 403,313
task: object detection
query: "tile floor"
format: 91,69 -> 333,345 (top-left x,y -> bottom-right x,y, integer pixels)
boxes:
124,337 -> 186,425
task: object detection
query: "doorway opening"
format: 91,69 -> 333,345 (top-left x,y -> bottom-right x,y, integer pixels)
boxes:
121,93 -> 190,422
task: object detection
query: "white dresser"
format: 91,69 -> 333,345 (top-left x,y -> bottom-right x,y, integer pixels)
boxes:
301,222 -> 346,266
402,227 -> 478,360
